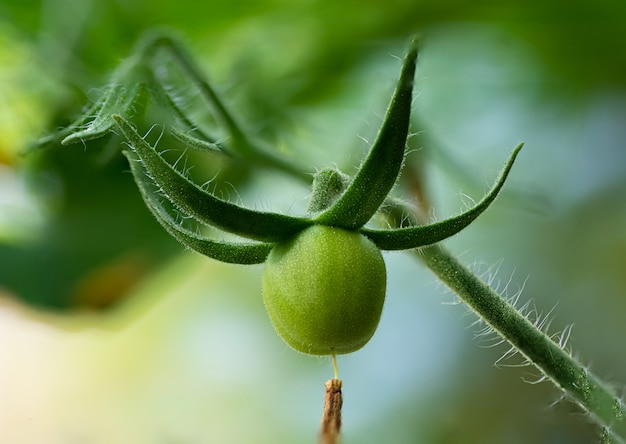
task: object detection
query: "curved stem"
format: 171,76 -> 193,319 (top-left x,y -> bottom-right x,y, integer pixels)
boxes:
146,34 -> 309,181
417,244 -> 626,443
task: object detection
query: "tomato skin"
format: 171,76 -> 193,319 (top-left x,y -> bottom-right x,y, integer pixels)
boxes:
262,225 -> 386,355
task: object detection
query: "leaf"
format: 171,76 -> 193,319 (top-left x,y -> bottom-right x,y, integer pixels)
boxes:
25,101 -> 103,153
61,55 -> 148,145
145,73 -> 234,156
146,34 -> 309,179
170,126 -> 225,154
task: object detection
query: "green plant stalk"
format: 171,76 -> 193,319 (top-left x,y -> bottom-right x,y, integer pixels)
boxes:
417,243 -> 626,443
147,35 -> 308,180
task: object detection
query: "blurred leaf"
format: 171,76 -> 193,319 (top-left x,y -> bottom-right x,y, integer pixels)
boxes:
0,141 -> 179,310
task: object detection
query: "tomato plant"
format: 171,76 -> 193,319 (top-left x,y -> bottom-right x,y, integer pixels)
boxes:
31,31 -> 626,443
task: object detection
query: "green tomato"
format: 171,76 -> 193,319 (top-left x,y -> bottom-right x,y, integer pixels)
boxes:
262,225 -> 386,355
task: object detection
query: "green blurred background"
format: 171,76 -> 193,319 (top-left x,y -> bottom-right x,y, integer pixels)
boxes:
1,0 -> 625,443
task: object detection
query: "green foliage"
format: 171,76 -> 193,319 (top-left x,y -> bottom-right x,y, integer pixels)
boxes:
23,24 -> 626,441
99,37 -> 520,360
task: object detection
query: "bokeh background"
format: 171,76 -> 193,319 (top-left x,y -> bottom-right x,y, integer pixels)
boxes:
1,1 -> 626,443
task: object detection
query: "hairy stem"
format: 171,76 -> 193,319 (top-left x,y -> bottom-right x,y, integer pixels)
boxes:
417,244 -> 626,443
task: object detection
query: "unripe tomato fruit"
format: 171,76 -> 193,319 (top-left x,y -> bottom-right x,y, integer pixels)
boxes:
262,225 -> 386,355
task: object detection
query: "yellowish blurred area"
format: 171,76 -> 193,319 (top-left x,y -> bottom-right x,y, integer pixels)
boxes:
0,25 -> 54,164
0,254 -> 315,444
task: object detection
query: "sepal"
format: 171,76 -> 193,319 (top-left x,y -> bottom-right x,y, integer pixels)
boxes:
113,114 -> 312,242
362,143 -> 523,250
315,38 -> 419,229
61,56 -> 148,145
125,151 -> 272,264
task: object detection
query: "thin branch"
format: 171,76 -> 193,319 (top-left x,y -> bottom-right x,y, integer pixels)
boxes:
416,243 -> 626,443
319,379 -> 343,444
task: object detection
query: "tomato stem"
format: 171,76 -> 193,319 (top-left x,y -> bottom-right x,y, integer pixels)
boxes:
320,379 -> 343,444
418,243 -> 626,442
